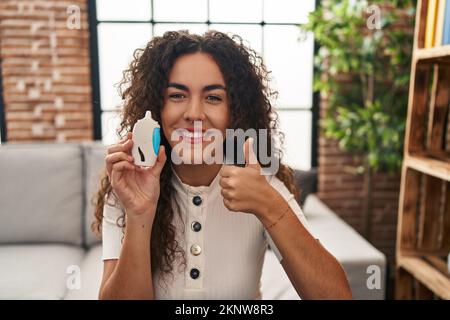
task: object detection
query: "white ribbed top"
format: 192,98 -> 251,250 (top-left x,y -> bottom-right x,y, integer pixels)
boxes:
101,166 -> 313,299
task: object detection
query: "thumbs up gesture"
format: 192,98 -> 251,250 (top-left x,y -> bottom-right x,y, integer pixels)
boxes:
219,138 -> 276,217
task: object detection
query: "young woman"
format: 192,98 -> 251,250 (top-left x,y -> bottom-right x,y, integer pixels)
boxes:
93,30 -> 352,300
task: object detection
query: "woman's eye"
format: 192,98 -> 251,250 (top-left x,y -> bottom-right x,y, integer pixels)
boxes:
206,95 -> 222,102
169,93 -> 185,100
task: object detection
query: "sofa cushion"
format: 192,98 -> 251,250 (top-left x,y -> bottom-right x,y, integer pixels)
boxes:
303,195 -> 386,299
82,142 -> 108,247
261,248 -> 300,300
64,244 -> 103,299
0,143 -> 83,245
0,244 -> 84,299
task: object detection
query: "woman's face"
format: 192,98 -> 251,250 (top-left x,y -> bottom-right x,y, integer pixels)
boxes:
161,52 -> 230,164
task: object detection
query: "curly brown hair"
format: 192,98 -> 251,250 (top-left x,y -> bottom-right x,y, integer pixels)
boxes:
92,30 -> 300,283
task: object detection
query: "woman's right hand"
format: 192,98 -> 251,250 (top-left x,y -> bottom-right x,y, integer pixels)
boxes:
105,132 -> 167,219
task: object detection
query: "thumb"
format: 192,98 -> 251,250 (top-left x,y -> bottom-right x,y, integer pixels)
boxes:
152,145 -> 167,177
244,137 -> 259,168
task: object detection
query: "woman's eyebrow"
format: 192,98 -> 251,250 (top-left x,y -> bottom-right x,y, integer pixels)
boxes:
167,82 -> 226,92
167,82 -> 188,91
203,84 -> 226,92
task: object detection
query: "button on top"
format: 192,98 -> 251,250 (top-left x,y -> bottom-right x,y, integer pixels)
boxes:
190,244 -> 202,256
190,268 -> 200,279
191,221 -> 202,232
192,195 -> 202,206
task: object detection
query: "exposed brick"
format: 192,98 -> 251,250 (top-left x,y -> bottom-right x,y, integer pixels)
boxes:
0,0 -> 92,143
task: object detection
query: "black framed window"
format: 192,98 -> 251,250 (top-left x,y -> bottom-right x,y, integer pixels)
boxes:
89,0 -> 317,170
0,62 -> 5,145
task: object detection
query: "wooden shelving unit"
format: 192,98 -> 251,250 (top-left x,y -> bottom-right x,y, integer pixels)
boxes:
396,0 -> 450,299
415,45 -> 450,61
398,256 -> 450,299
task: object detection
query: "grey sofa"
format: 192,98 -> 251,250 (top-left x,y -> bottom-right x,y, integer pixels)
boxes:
0,142 -> 386,299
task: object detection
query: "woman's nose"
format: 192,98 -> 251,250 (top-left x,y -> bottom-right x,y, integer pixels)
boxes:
184,98 -> 205,122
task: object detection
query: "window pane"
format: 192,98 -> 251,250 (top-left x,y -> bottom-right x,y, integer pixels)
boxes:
263,0 -> 315,24
98,23 -> 152,110
276,110 -> 311,170
153,24 -> 207,37
209,24 -> 262,55
96,0 -> 151,21
153,0 -> 207,22
264,25 -> 313,109
209,0 -> 262,23
102,111 -> 122,145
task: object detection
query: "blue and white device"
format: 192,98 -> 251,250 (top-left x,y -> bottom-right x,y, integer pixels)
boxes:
132,111 -> 161,167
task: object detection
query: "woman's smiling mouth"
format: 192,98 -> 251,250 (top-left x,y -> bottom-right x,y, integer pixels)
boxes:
178,128 -> 207,144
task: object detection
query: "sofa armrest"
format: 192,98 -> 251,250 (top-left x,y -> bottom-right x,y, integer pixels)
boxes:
302,194 -> 387,299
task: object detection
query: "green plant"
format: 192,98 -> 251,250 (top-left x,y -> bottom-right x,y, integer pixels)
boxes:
300,0 -> 415,239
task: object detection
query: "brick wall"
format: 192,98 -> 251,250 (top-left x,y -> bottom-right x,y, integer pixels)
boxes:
0,0 -> 92,142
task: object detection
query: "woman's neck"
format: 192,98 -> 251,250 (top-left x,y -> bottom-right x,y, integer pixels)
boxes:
172,163 -> 223,187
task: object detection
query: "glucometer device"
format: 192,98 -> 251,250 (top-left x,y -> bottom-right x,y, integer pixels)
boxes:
132,110 -> 161,167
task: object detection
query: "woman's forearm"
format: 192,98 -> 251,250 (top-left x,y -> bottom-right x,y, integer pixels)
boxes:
100,210 -> 155,300
257,190 -> 352,300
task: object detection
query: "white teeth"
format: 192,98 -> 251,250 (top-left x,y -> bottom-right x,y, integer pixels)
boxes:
183,131 -> 204,139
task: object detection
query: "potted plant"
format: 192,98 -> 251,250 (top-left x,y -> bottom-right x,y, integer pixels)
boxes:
301,0 -> 415,240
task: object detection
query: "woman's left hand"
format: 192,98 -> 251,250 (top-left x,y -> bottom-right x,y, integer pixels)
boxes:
219,138 -> 277,218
